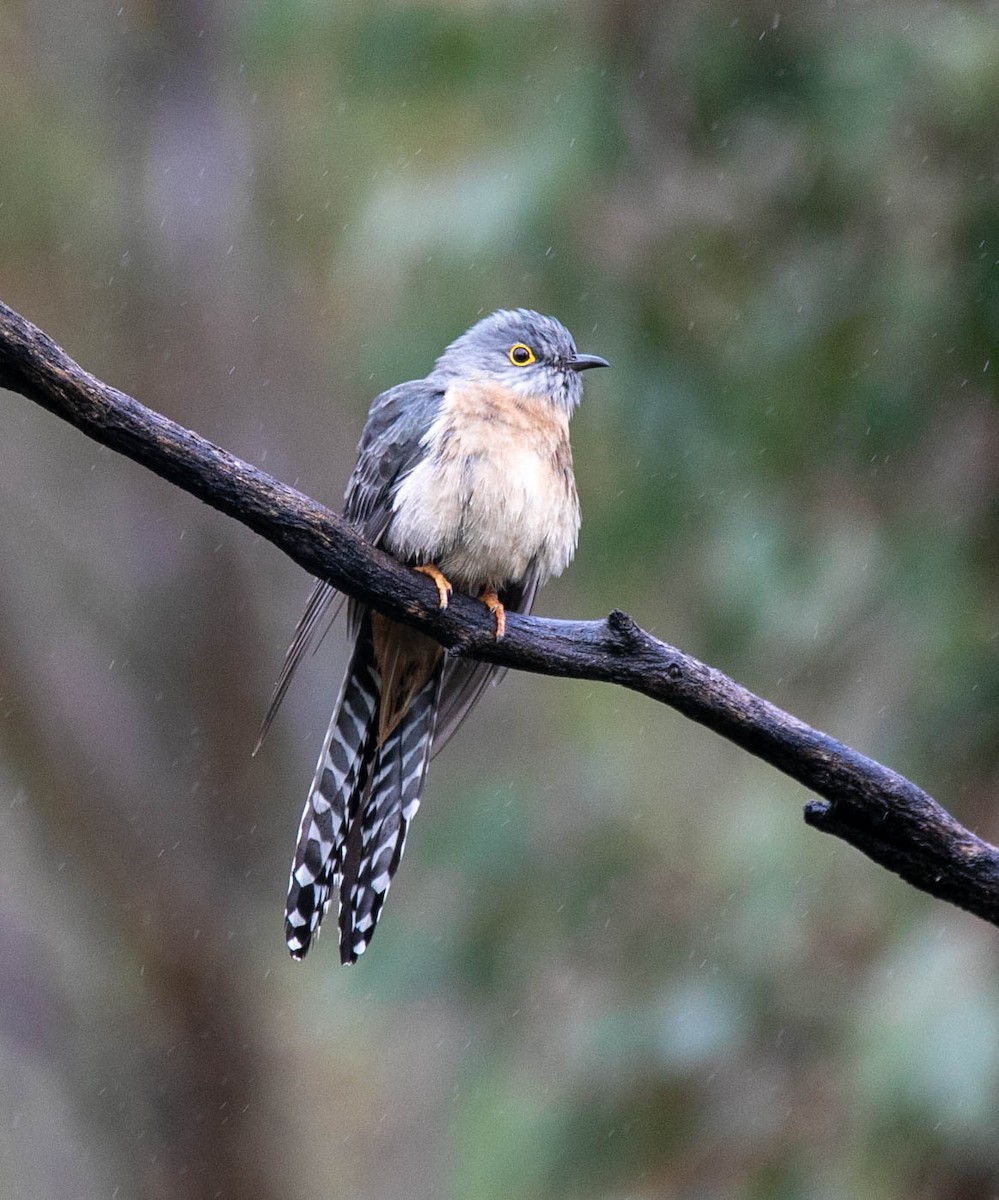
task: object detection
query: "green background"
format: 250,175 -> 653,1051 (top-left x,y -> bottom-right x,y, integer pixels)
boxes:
2,1 -> 998,1196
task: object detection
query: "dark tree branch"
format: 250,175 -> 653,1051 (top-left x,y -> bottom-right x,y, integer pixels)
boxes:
3,297 -> 999,927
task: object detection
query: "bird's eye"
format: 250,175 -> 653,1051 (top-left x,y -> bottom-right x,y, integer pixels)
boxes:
508,343 -> 536,367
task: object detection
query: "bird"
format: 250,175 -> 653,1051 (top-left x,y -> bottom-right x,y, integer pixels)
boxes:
263,309 -> 608,963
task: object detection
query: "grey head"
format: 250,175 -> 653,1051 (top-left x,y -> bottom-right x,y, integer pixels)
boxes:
429,308 -> 608,412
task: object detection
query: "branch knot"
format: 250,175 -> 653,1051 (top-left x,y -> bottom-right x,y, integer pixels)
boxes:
606,608 -> 642,649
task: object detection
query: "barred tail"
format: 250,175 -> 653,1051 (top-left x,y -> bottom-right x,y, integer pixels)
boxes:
284,624 -> 380,959
338,665 -> 443,963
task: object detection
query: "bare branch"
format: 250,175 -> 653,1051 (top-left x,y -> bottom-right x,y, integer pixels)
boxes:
3,297 -> 998,927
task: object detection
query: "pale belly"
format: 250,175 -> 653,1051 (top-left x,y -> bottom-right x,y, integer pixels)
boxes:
385,407 -> 579,590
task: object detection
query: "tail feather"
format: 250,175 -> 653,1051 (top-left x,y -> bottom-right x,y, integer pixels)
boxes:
284,625 -> 380,959
284,614 -> 444,963
339,667 -> 442,962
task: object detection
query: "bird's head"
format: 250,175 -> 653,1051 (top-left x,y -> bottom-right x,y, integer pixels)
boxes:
431,308 -> 608,412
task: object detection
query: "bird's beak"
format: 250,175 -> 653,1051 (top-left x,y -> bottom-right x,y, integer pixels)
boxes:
568,353 -> 610,372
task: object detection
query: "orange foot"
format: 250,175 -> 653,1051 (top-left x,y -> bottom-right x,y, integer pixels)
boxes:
414,563 -> 453,609
479,587 -> 506,639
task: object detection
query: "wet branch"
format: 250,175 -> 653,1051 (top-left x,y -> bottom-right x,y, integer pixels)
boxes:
3,297 -> 999,928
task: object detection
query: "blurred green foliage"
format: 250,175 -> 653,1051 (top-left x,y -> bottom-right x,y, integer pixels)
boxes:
2,1 -> 999,1197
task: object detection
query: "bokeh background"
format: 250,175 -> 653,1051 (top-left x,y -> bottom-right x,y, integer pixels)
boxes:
2,1 -> 999,1197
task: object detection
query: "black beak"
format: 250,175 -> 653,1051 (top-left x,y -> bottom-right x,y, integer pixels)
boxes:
568,353 -> 610,372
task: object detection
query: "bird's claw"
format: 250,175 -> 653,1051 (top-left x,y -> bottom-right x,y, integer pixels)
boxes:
414,563 -> 453,609
478,587 -> 506,639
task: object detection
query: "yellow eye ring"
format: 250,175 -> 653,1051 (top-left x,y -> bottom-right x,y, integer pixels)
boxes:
508,343 -> 536,367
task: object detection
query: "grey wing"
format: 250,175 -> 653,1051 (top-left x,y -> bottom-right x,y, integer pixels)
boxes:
256,379 -> 443,748
431,572 -> 540,755
342,378 -> 441,534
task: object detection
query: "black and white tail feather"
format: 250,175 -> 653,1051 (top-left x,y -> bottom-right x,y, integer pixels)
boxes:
270,577 -> 535,963
283,606 -> 443,962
